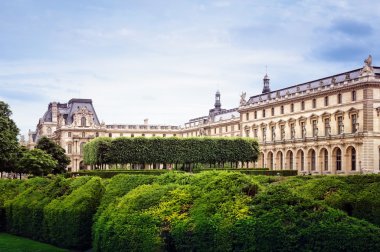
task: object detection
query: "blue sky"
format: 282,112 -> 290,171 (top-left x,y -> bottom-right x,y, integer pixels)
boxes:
1,0 -> 379,136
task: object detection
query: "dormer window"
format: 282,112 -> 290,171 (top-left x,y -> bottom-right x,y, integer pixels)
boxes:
81,117 -> 86,127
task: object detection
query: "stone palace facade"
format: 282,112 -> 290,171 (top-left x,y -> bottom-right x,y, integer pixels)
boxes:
28,56 -> 380,174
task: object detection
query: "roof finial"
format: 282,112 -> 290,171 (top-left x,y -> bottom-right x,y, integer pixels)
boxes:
262,66 -> 270,94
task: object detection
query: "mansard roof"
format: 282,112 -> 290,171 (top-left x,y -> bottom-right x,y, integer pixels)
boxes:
246,67 -> 380,105
41,98 -> 100,125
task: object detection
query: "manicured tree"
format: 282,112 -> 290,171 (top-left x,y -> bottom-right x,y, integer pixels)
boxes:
18,149 -> 57,176
36,136 -> 70,174
0,101 -> 19,178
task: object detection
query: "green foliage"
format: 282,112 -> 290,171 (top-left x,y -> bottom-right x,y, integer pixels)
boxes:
94,174 -> 157,221
71,169 -> 173,178
36,137 -> 70,174
0,179 -> 24,231
18,149 -> 58,176
0,101 -> 19,176
83,137 -> 259,167
2,173 -> 380,251
5,176 -> 71,240
44,177 -> 104,249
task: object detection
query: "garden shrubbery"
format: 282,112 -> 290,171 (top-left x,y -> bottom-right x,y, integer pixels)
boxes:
44,176 -> 104,249
1,173 -> 380,251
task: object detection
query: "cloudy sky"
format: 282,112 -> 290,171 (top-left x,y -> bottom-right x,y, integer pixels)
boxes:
1,0 -> 379,136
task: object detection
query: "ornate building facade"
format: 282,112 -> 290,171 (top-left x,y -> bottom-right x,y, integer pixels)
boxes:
28,56 -> 380,174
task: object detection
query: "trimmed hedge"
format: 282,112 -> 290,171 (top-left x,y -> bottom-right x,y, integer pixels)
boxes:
2,173 -> 380,251
44,176 -> 104,249
5,177 -> 74,240
92,172 -> 380,251
0,179 -> 24,231
70,169 -> 174,178
83,137 -> 259,168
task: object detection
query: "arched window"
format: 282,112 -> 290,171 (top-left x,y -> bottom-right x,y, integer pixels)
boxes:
351,148 -> 356,171
336,149 -> 342,171
81,117 -> 86,127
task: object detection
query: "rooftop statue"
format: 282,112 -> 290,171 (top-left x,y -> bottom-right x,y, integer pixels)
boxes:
361,54 -> 374,76
240,92 -> 247,106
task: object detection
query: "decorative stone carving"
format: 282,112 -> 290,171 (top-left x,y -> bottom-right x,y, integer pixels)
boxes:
72,106 -> 95,128
360,54 -> 374,76
240,92 -> 247,106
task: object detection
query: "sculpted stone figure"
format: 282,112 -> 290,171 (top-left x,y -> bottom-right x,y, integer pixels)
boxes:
240,92 -> 247,106
361,54 -> 374,76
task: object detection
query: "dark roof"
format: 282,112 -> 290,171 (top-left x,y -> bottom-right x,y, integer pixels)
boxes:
41,98 -> 100,125
247,67 -> 380,104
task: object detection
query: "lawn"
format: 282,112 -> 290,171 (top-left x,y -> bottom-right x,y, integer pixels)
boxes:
0,233 -> 68,252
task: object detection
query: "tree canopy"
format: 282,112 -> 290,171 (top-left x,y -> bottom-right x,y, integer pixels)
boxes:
18,149 -> 57,176
0,101 -> 19,176
36,137 -> 70,174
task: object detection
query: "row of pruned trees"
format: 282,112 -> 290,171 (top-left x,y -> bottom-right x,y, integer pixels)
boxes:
83,137 -> 259,170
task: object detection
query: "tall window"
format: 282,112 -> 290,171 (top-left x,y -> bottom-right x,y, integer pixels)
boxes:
254,111 -> 257,119
324,118 -> 330,136
301,101 -> 305,110
109,133 -> 112,137
312,99 -> 316,108
47,127 -> 52,135
68,132 -> 72,137
67,144 -> 72,154
281,105 -> 284,114
289,152 -> 293,170
352,90 -> 356,101
324,96 -> 329,106
301,151 -> 305,171
337,116 -> 343,134
82,132 -> 85,138
280,125 -> 285,140
262,109 -> 266,118
253,128 -> 258,138
291,103 -> 294,112
311,150 -> 316,171
338,93 -> 342,104
80,142 -> 84,155
351,114 -> 357,133
271,107 -> 274,116
351,148 -> 356,171
271,126 -> 275,141
312,120 -> 318,137
81,117 -> 86,127
95,132 -> 99,137
324,149 -> 328,171
336,149 -> 342,171
246,113 -> 249,120
290,123 -> 295,139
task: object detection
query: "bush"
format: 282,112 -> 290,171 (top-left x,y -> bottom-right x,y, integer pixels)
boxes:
5,176 -> 71,241
0,179 -> 24,231
44,177 -> 104,249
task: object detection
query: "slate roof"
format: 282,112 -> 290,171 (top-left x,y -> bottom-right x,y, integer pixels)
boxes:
247,67 -> 380,105
41,98 -> 100,125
